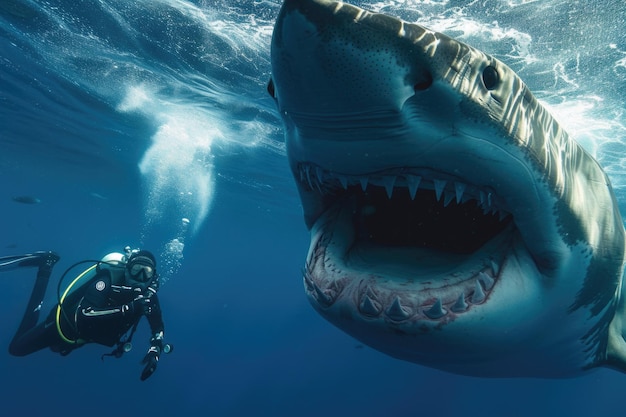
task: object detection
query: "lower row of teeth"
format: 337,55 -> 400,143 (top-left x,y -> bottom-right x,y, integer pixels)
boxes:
359,271 -> 495,321
305,266 -> 499,321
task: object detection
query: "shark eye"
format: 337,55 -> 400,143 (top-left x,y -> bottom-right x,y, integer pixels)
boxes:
267,78 -> 276,98
482,66 -> 499,90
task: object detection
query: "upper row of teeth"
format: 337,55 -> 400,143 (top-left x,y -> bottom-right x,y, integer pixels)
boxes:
297,164 -> 510,217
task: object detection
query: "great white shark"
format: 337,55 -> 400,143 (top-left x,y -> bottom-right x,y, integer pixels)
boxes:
268,0 -> 626,377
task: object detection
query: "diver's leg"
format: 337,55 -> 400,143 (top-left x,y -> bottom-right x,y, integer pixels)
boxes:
9,318 -> 61,356
0,251 -> 59,271
8,252 -> 60,356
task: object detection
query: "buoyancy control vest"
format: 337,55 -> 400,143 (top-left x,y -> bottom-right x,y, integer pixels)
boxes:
55,252 -> 127,344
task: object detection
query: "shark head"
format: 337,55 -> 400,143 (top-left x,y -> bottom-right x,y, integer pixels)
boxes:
269,0 -> 626,377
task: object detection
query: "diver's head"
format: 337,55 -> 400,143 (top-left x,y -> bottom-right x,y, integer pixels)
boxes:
126,250 -> 157,283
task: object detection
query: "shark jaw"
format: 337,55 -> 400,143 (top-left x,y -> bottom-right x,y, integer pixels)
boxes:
294,158 -> 580,377
301,164 -> 515,319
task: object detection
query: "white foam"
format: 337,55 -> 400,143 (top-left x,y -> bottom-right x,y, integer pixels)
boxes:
117,85 -> 151,112
116,83 -> 216,235
611,43 -> 626,76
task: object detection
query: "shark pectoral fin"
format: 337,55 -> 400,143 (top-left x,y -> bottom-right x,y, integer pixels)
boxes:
605,291 -> 626,372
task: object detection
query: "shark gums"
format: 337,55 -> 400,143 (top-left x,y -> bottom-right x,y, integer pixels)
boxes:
268,0 -> 626,377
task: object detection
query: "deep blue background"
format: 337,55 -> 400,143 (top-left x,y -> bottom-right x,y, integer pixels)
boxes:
2,0 -> 626,416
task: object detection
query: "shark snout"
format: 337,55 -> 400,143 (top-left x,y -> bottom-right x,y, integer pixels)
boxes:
270,0 -> 442,115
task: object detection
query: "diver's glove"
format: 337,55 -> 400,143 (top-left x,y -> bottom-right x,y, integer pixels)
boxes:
135,295 -> 155,316
122,295 -> 154,316
140,332 -> 172,381
140,345 -> 160,381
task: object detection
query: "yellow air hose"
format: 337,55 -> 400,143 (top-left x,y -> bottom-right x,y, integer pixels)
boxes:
55,264 -> 97,344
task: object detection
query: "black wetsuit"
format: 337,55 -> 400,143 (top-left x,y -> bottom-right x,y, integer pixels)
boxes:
76,268 -> 163,347
8,253 -> 164,357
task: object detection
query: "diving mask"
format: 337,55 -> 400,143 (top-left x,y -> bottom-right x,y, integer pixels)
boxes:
129,262 -> 155,281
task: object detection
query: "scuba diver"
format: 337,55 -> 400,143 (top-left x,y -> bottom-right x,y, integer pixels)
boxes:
0,247 -> 172,381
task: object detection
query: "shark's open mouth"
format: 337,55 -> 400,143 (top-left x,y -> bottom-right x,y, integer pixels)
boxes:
300,162 -> 517,323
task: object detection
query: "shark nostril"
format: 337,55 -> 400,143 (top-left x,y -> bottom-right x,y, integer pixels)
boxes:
413,73 -> 433,91
267,78 -> 276,98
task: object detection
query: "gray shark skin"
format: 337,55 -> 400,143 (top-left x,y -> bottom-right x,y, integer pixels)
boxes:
269,0 -> 626,377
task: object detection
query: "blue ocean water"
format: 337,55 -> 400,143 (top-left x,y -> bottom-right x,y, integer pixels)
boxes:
1,0 -> 626,415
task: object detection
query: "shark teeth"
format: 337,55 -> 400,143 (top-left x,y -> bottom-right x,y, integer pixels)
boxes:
451,292 -> 468,313
406,175 -> 421,199
306,264 -> 500,322
471,280 -> 486,304
360,177 -> 368,191
490,260 -> 500,276
296,163 -> 510,218
304,268 -> 344,307
479,271 -> 495,290
386,296 -> 412,321
424,298 -> 446,319
360,294 -> 382,317
313,282 -> 334,306
383,176 -> 396,198
303,165 -> 313,188
338,175 -> 348,190
433,179 -> 446,201
454,182 -> 466,203
315,166 -> 324,184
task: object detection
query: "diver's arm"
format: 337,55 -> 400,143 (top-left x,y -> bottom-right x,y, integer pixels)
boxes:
145,293 -> 164,333
139,293 -> 170,381
136,277 -> 165,339
78,271 -> 143,319
80,304 -> 134,317
80,295 -> 145,318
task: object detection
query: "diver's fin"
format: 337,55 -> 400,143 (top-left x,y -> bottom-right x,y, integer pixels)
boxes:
0,251 -> 60,272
